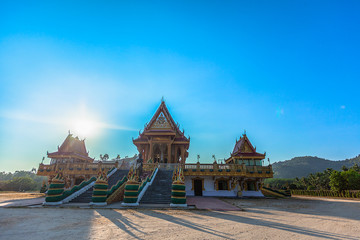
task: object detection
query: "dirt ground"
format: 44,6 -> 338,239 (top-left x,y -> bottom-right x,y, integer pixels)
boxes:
0,192 -> 44,201
0,196 -> 359,240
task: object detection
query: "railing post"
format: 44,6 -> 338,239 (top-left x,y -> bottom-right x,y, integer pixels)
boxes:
91,171 -> 108,206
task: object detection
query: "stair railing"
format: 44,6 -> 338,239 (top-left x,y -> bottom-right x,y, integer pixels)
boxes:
121,167 -> 159,206
60,167 -> 118,204
105,176 -> 128,204
136,168 -> 158,203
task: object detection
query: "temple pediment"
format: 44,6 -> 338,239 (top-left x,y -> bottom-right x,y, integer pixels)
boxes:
148,111 -> 172,130
133,100 -> 190,164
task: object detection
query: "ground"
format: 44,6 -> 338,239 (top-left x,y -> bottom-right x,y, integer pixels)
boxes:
0,194 -> 359,240
0,192 -> 44,201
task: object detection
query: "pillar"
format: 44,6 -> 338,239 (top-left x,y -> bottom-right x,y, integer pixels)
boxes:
180,146 -> 185,164
149,141 -> 153,162
160,146 -> 164,163
167,143 -> 171,163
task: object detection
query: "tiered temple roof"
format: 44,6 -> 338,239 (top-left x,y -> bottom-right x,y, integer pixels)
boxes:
226,133 -> 265,163
47,133 -> 94,162
133,100 -> 189,144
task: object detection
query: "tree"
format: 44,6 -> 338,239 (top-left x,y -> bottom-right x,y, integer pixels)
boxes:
329,171 -> 347,191
350,163 -> 360,172
343,169 -> 360,190
5,177 -> 37,191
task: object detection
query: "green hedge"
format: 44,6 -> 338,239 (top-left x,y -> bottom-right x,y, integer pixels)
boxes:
291,190 -> 360,198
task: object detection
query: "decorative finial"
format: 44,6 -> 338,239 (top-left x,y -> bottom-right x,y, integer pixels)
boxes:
244,129 -> 246,135
68,130 -> 71,135
161,96 -> 165,102
197,154 -> 200,162
212,155 -> 216,163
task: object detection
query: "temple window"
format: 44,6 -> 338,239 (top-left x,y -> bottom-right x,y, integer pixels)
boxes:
218,180 -> 229,190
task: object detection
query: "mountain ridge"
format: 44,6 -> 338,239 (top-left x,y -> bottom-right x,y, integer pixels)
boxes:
272,155 -> 360,178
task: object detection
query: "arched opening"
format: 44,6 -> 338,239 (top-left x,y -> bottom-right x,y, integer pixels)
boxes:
153,145 -> 161,163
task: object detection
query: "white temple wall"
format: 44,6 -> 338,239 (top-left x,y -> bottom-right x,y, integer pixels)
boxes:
185,176 -> 238,197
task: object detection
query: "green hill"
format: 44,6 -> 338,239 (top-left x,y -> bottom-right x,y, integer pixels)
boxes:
272,155 -> 360,178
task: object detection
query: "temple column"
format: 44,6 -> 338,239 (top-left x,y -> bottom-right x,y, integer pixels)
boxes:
160,145 -> 164,163
167,143 -> 171,163
180,146 -> 185,164
145,145 -> 149,162
149,141 -> 153,162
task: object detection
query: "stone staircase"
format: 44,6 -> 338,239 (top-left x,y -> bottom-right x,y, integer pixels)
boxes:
70,169 -> 128,203
140,169 -> 173,204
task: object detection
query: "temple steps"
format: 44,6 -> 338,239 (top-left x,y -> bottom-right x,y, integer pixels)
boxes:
69,169 -> 128,203
140,169 -> 173,204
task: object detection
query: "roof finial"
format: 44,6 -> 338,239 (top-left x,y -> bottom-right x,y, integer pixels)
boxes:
68,130 -> 71,135
244,129 -> 246,135
161,96 -> 165,103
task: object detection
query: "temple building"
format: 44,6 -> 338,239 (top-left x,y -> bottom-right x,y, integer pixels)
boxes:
133,100 -> 190,164
226,133 -> 266,166
134,100 -> 272,197
38,99 -> 273,205
37,134 -> 136,187
47,133 -> 94,164
183,133 -> 271,197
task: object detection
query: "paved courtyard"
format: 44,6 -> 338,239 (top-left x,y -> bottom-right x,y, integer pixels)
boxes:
0,196 -> 359,239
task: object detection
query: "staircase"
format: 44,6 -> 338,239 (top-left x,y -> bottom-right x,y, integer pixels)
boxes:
140,169 -> 173,204
69,169 -> 128,203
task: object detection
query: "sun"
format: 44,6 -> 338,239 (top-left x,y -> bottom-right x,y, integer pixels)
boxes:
71,118 -> 99,138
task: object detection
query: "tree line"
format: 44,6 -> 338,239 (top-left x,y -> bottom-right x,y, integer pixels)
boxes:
0,170 -> 46,192
265,164 -> 360,192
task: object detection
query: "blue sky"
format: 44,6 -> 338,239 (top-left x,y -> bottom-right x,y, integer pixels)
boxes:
1,1 -> 360,172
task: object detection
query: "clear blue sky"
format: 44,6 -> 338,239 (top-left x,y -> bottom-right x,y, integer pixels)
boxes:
1,1 -> 360,172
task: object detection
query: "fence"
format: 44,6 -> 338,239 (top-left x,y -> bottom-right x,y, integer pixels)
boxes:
291,190 -> 360,199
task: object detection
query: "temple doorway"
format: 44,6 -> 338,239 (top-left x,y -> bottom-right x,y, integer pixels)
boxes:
194,179 -> 203,196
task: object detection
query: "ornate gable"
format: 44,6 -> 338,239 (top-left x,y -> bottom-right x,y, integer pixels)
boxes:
144,100 -> 183,135
149,111 -> 172,129
233,134 -> 256,155
241,140 -> 254,153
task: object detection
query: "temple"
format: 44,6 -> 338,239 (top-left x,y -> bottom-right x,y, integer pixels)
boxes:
47,133 -> 94,164
37,99 -> 273,206
133,100 -> 190,164
225,133 -> 266,165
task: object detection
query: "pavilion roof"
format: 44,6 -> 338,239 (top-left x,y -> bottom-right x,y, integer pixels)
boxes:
230,134 -> 265,159
47,133 -> 94,161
